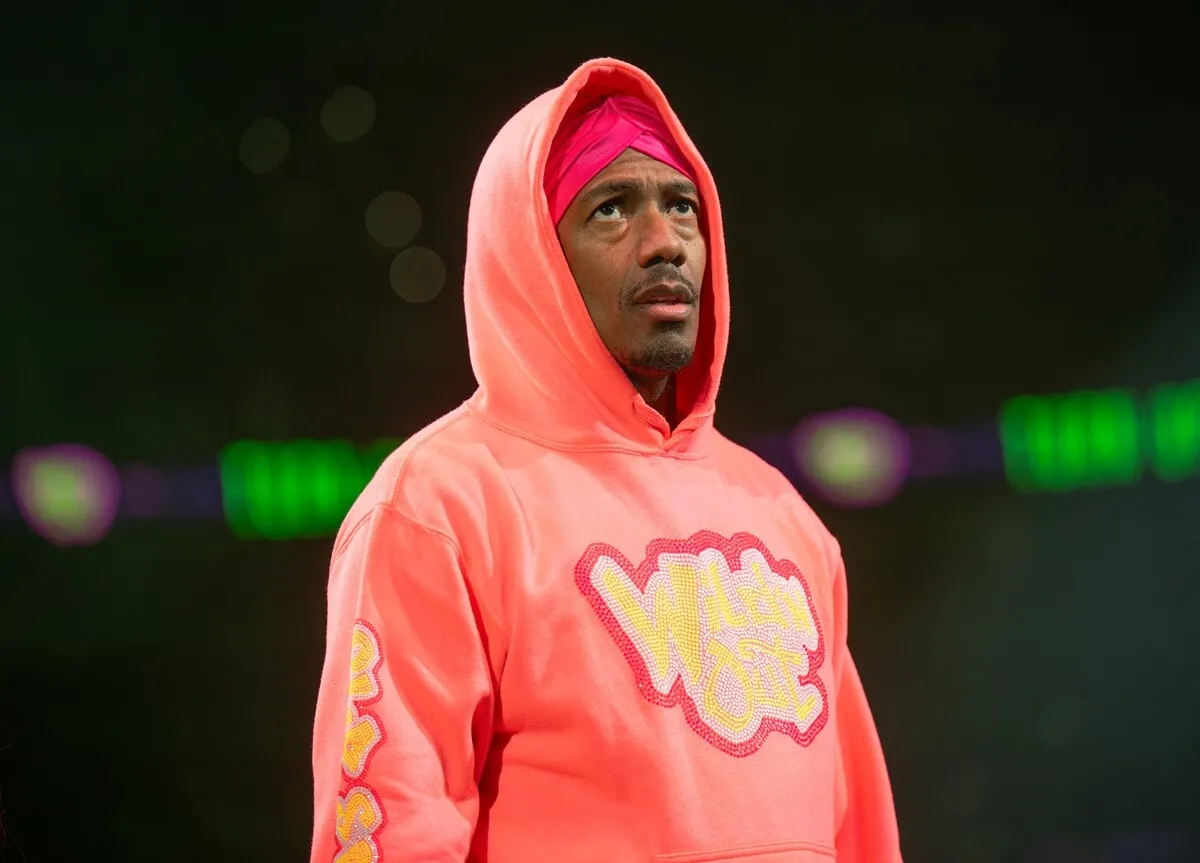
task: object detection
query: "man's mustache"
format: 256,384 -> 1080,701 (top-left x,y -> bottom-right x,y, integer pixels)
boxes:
624,266 -> 698,306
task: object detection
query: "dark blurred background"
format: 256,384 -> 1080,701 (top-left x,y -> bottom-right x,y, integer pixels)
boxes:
2,7 -> 1199,862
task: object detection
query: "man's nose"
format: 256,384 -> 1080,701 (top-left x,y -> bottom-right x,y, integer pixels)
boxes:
636,208 -> 686,269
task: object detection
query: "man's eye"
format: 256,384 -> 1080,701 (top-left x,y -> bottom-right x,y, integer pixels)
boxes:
593,200 -> 622,219
672,199 -> 698,215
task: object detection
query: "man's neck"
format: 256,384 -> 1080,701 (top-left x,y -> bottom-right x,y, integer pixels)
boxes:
630,373 -> 676,428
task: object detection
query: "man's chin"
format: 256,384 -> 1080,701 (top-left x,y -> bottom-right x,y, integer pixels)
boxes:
625,338 -> 696,375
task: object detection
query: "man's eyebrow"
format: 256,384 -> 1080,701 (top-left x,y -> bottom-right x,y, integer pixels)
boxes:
581,176 -> 699,205
581,178 -> 643,204
662,179 -> 699,198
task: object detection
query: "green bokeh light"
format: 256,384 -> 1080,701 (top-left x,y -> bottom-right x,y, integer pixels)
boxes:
999,381 -> 1200,493
1147,380 -> 1200,482
218,438 -> 403,539
807,426 -> 888,486
32,462 -> 97,528
793,409 -> 909,507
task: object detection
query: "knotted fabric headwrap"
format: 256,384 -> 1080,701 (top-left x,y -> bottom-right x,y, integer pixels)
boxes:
544,94 -> 696,224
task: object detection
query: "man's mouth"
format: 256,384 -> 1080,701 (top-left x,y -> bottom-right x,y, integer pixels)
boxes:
634,282 -> 694,306
634,291 -> 694,321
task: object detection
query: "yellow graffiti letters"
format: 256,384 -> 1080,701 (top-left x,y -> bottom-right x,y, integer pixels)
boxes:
778,585 -> 818,640
702,560 -> 747,628
341,623 -> 384,777
600,560 -> 704,686
334,840 -> 379,863
341,706 -> 383,778
703,639 -> 755,735
588,540 -> 828,749
348,624 -> 382,701
333,621 -> 386,861
739,638 -> 799,714
336,787 -> 383,844
740,560 -> 789,627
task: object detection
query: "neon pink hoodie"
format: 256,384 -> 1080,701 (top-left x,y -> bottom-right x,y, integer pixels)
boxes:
310,58 -> 902,863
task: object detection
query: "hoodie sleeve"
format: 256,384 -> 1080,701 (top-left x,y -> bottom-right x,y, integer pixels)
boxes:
830,548 -> 904,862
309,503 -> 495,863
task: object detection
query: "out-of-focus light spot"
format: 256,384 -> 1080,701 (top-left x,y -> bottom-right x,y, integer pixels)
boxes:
219,438 -> 403,539
121,464 -> 169,519
999,388 -> 1143,493
320,86 -> 376,143
11,445 -> 121,546
1146,379 -> 1200,482
907,425 -> 958,478
791,409 -> 909,508
365,191 -> 422,248
174,466 -> 225,518
238,117 -> 290,174
390,247 -> 446,303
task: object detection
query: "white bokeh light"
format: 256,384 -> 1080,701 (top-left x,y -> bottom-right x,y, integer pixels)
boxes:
238,117 -> 290,174
365,191 -> 422,248
320,86 -> 377,143
389,247 -> 446,303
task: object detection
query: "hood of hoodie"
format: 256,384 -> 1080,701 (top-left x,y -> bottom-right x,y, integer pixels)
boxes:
463,58 -> 729,456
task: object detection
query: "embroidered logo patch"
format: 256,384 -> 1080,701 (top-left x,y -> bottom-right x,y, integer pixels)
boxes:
334,620 -> 388,862
575,530 -> 828,756
341,622 -> 385,778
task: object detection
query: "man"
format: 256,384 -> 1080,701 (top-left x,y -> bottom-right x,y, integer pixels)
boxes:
310,58 -> 903,862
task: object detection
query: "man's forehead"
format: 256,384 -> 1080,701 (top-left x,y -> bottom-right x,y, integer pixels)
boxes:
582,149 -> 697,195
601,148 -> 686,176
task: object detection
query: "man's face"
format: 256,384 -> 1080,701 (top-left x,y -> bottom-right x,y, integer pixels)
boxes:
556,149 -> 706,384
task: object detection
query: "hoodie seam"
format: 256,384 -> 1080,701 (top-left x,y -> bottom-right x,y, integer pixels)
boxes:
383,405 -> 471,498
377,503 -> 511,693
378,406 -> 513,664
467,404 -> 715,460
330,406 -> 471,562
375,504 -> 489,628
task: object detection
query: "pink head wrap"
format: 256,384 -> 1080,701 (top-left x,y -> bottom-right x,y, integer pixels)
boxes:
544,94 -> 695,224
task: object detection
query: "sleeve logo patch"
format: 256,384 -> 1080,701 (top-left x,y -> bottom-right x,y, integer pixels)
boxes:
334,786 -> 383,863
334,620 -> 387,861
341,623 -> 384,778
575,530 -> 828,756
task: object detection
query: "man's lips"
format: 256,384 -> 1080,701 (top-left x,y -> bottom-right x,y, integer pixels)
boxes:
632,282 -> 695,322
633,282 -> 695,305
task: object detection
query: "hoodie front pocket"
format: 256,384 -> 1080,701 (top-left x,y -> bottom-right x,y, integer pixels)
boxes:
655,839 -> 836,862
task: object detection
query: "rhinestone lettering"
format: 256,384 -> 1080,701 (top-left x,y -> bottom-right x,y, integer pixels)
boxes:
333,621 -> 387,861
576,531 -> 828,756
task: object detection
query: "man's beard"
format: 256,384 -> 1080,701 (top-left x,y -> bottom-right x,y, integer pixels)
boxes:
625,328 -> 695,374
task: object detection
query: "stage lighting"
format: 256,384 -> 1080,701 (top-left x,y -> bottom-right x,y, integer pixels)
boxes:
11,444 -> 121,546
791,409 -> 910,508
